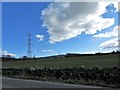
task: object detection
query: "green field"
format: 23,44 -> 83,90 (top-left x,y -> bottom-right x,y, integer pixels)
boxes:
2,54 -> 119,68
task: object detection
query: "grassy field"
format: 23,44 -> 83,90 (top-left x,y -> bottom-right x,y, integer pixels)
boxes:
2,54 -> 119,68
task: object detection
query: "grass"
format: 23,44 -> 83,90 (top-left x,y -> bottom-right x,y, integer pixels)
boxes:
2,54 -> 119,68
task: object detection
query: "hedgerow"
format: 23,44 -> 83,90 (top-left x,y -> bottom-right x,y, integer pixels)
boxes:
2,66 -> 120,88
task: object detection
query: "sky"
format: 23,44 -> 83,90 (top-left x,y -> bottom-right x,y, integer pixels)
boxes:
1,2 -> 120,58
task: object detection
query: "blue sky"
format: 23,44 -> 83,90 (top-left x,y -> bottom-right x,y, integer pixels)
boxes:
2,2 -> 119,57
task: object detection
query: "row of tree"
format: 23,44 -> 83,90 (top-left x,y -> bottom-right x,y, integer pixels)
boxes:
1,50 -> 120,61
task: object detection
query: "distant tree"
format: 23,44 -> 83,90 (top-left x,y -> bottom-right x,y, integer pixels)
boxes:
33,55 -> 35,58
116,50 -> 120,53
2,55 -> 6,58
111,51 -> 115,54
22,56 -> 27,59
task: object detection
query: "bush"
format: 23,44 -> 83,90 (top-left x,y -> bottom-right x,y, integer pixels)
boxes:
2,66 -> 120,88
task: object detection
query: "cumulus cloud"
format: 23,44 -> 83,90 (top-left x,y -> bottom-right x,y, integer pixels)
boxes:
36,35 -> 44,41
41,49 -> 54,53
93,26 -> 118,38
41,2 -> 117,43
0,49 -> 16,57
100,38 -> 118,49
95,25 -> 119,49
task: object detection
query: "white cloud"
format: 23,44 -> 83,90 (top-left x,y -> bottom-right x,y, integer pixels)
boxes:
79,50 -> 114,54
41,2 -> 116,43
93,26 -> 118,38
70,49 -> 116,54
80,51 -> 98,54
0,49 -> 16,57
35,35 -> 44,41
100,38 -> 118,49
98,1 -> 118,13
41,49 -> 54,53
94,25 -> 119,50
